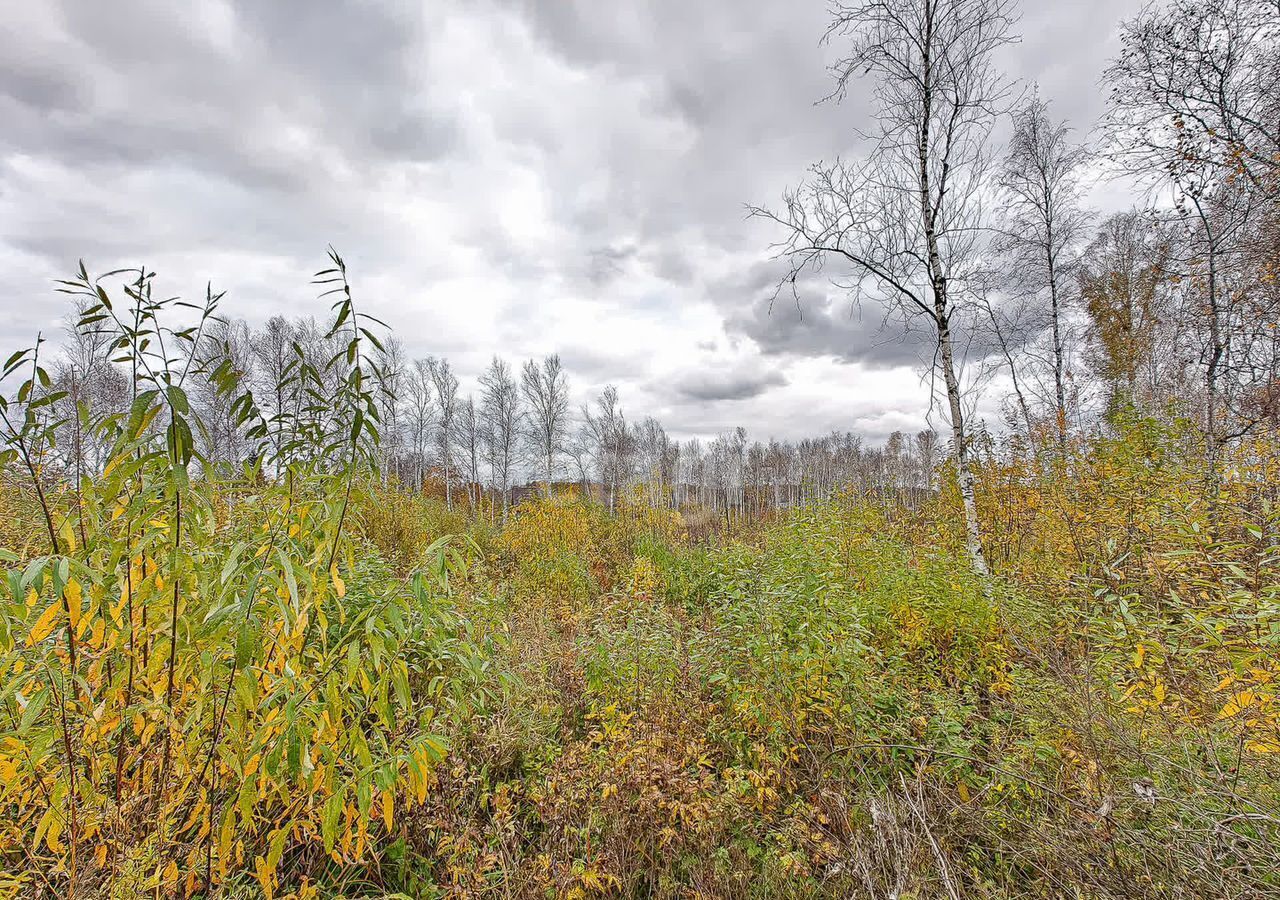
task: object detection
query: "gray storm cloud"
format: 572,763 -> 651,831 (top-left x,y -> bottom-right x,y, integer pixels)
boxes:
1,0 -> 1143,440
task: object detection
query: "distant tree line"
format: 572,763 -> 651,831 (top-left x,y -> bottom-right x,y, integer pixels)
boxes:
38,304 -> 945,522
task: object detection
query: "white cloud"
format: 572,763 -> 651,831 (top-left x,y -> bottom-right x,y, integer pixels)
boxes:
0,0 -> 1146,445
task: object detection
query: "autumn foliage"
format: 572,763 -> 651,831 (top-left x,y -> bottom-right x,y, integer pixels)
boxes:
6,414 -> 1279,896
1,260 -> 1277,898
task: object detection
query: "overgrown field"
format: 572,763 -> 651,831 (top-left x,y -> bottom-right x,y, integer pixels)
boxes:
2,416 -> 1278,898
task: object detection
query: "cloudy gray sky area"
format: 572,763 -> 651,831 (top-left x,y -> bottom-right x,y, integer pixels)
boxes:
0,0 -> 1144,443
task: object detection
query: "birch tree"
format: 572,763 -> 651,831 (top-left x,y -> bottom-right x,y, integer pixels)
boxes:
583,385 -> 629,513
479,356 -> 522,519
520,354 -> 570,498
376,337 -> 407,484
455,395 -> 482,510
404,360 -> 435,490
752,0 -> 1017,575
997,95 -> 1090,449
425,357 -> 459,509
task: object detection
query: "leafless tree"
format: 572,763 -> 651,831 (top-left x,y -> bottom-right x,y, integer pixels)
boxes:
520,354 -> 570,498
764,439 -> 791,508
680,438 -> 705,507
566,420 -> 595,501
707,432 -> 734,517
915,429 -> 939,490
973,282 -> 1038,443
480,356 -> 522,519
251,315 -> 296,474
635,416 -> 676,509
455,395 -> 482,509
752,0 -> 1019,575
52,300 -> 130,476
376,337 -> 407,484
997,95 -> 1091,449
404,360 -> 435,490
425,356 -> 459,509
582,385 -> 631,513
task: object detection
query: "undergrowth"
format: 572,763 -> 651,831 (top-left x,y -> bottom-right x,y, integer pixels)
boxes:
1,267 -> 1276,899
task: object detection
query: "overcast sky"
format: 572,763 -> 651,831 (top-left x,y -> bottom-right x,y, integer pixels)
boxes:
0,0 -> 1145,443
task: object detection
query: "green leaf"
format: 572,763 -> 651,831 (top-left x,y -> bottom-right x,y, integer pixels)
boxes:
322,791 -> 344,853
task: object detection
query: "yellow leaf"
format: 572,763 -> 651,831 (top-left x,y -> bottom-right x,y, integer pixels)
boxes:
65,580 -> 83,633
1132,643 -> 1145,669
382,790 -> 394,832
331,567 -> 346,599
27,602 -> 62,646
45,810 -> 64,853
1218,690 -> 1255,720
218,808 -> 235,876
255,854 -> 275,900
